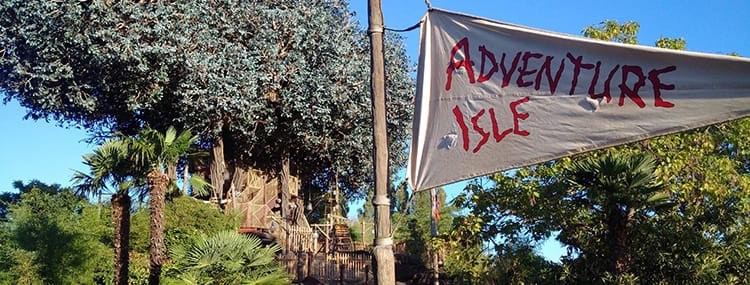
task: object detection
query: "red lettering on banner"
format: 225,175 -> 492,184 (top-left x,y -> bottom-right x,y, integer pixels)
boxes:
648,66 -> 677,108
442,38 -> 680,109
489,108 -> 512,142
566,53 -> 595,95
510,97 -> 530,136
452,97 -> 531,153
535,56 -> 565,94
445,37 -> 476,91
618,65 -> 647,108
517,52 -> 543,87
471,109 -> 490,153
453,106 -> 471,151
589,62 -> 619,103
477,46 -> 498,83
500,52 -> 522,87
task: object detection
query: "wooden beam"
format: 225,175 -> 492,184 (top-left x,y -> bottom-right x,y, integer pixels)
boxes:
367,0 -> 395,284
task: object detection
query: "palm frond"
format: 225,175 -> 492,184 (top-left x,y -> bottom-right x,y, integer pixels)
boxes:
172,231 -> 288,283
188,175 -> 213,197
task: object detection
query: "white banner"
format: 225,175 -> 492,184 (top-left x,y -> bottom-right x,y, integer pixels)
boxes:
407,9 -> 750,191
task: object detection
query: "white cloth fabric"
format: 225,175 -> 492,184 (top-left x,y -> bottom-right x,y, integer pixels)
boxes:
407,9 -> 750,191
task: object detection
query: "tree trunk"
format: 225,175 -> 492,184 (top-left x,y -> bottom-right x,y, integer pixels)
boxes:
182,164 -> 189,196
166,164 -> 177,196
280,156 -> 290,224
608,202 -> 631,275
112,193 -> 131,285
166,164 -> 177,186
97,191 -> 103,219
210,137 -> 226,206
229,166 -> 245,209
148,170 -> 169,285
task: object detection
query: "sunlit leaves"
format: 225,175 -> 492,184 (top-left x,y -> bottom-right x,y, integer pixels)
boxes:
1,0 -> 414,199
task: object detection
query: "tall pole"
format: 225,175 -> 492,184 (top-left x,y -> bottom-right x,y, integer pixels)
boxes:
368,0 -> 395,284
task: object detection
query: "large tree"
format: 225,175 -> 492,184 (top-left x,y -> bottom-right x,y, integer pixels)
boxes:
0,0 -> 413,202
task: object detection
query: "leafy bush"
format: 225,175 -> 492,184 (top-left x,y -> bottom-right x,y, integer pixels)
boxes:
166,231 -> 289,285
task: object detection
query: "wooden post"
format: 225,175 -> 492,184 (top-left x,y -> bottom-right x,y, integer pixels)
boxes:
431,188 -> 440,285
281,156 -> 291,224
368,0 -> 395,284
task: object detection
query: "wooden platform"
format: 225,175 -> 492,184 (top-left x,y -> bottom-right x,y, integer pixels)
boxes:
237,226 -> 267,234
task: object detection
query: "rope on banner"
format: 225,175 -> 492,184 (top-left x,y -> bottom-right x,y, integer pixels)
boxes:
381,0 -> 430,33
384,21 -> 421,32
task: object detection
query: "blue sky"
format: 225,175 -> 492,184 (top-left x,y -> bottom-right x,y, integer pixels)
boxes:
1,0 -> 749,261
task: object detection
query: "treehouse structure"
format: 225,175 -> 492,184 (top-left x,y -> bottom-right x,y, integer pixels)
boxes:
219,167 -> 371,283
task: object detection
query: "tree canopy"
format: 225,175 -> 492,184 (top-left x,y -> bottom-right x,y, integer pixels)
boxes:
0,0 -> 414,198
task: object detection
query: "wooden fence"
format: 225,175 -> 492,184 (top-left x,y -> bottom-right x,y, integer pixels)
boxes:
279,251 -> 372,284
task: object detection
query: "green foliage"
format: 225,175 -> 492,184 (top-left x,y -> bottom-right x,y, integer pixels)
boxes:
72,139 -> 144,199
163,196 -> 241,252
2,180 -> 61,221
582,20 -> 640,44
434,215 -> 493,284
1,180 -> 241,284
129,196 -> 241,283
166,231 -> 289,285
392,186 -> 454,261
0,0 -> 414,200
491,241 -> 562,285
655,37 -> 687,50
126,126 -> 197,174
0,182 -> 112,284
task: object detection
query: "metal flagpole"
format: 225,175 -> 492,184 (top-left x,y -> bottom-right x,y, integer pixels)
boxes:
367,0 -> 396,284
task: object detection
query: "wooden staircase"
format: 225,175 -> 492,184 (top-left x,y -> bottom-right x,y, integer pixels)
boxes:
332,224 -> 353,252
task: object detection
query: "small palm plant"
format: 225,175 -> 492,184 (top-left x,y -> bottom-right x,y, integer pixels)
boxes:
566,152 -> 668,276
72,139 -> 147,285
169,231 -> 289,285
126,126 -> 199,284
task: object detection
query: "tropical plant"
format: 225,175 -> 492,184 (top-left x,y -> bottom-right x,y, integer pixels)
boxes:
168,231 -> 289,285
72,139 -> 144,285
562,153 -> 668,278
125,126 -> 198,284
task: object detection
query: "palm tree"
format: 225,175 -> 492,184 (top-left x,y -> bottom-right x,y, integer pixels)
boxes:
170,231 -> 289,284
72,139 -> 145,285
127,126 -> 198,285
566,152 -> 666,276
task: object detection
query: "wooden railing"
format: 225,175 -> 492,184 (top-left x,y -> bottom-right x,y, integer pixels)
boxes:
279,251 -> 372,284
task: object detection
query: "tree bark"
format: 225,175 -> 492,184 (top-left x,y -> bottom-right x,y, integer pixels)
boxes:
166,164 -> 177,186
182,164 -> 189,196
229,166 -> 246,209
112,193 -> 131,285
210,137 -> 226,206
608,202 -> 631,275
280,156 -> 291,224
148,170 -> 169,285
